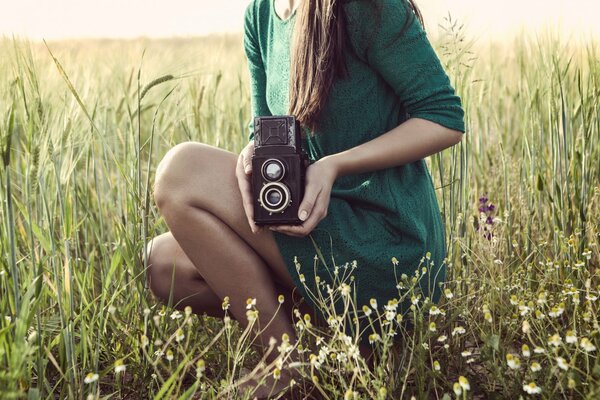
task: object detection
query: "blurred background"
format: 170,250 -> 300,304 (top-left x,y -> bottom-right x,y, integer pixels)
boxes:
1,0 -> 599,42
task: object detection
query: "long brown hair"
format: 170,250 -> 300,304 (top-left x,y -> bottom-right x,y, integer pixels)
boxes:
288,0 -> 424,133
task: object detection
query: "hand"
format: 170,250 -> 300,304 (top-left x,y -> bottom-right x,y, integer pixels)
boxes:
269,156 -> 338,237
235,140 -> 262,234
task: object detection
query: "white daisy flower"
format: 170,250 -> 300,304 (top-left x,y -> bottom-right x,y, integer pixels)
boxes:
547,334 -> 562,347
458,376 -> 470,391
429,322 -> 437,332
556,356 -> 569,371
84,373 -> 99,384
452,326 -> 466,336
340,283 -> 351,297
368,333 -> 381,344
175,328 -> 185,342
370,298 -> 378,310
548,303 -> 565,318
506,353 -> 521,369
429,306 -> 442,316
485,312 -> 493,323
246,298 -> 256,310
523,381 -> 542,394
385,310 -> 396,321
196,359 -> 206,378
453,383 -> 462,396
114,360 -> 126,374
580,338 -> 597,352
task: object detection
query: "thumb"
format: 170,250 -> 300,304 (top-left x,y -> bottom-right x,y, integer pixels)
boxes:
298,183 -> 321,222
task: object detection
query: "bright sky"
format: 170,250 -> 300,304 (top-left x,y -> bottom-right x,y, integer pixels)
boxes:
1,0 -> 599,41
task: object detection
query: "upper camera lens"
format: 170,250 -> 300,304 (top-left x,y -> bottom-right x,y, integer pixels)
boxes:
262,159 -> 285,181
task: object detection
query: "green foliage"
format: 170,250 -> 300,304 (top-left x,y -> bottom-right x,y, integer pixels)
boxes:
0,26 -> 599,399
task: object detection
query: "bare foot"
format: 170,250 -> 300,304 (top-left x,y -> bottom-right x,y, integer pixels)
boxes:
237,368 -> 300,399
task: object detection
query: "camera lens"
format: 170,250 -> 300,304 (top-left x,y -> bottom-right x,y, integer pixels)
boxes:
259,182 -> 291,214
261,159 -> 285,182
265,189 -> 282,207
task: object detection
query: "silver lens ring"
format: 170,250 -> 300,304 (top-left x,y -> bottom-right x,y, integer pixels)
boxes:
261,158 -> 286,182
259,182 -> 291,214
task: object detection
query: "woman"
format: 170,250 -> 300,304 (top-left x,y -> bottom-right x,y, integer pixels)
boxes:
147,0 -> 465,396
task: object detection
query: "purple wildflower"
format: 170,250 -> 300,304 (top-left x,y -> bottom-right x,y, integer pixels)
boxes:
477,194 -> 496,240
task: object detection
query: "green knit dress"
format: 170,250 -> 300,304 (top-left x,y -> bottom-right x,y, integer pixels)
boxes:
243,0 -> 465,344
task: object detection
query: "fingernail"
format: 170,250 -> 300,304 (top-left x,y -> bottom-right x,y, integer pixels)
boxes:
299,210 -> 308,221
244,166 -> 251,174
269,227 -> 277,231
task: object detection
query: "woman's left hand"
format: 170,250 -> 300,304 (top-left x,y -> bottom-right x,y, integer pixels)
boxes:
269,156 -> 338,237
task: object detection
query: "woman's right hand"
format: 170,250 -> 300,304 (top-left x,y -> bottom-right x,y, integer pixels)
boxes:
236,140 -> 261,234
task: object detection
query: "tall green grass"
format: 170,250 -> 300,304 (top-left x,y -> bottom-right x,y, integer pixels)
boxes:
0,26 -> 598,398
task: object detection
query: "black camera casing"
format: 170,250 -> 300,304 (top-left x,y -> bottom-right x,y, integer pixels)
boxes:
252,116 -> 310,225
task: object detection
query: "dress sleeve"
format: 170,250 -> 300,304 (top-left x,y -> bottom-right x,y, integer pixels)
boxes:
243,2 -> 272,142
350,0 -> 466,133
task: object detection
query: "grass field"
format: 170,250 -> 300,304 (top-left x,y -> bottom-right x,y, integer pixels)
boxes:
1,22 -> 599,399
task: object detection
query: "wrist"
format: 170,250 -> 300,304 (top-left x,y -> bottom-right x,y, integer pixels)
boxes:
318,153 -> 344,180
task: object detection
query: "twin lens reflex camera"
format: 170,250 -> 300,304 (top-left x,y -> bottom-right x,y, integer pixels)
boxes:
252,116 -> 310,225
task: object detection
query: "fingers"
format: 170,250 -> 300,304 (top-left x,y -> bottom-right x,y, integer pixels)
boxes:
270,189 -> 329,237
270,168 -> 330,237
236,148 -> 261,234
242,145 -> 253,175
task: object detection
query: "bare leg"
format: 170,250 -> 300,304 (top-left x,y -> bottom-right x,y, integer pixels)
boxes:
151,142 -> 313,396
146,231 -> 309,322
146,230 -> 375,387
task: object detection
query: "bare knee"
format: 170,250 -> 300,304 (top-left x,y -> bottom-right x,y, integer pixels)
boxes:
154,141 -> 195,211
153,141 -> 207,211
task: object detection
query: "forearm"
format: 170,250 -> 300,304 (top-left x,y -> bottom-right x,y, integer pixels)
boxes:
322,118 -> 464,178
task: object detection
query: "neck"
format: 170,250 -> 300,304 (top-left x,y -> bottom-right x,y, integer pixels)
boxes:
275,0 -> 302,20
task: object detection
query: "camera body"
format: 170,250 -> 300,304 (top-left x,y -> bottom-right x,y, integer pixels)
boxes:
252,115 -> 310,225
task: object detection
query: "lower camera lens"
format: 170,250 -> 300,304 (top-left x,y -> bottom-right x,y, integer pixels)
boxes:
265,189 -> 283,207
259,182 -> 291,214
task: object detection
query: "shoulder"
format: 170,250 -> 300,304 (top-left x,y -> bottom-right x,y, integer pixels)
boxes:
342,0 -> 413,26
244,0 -> 271,27
342,0 -> 422,61
244,0 -> 271,51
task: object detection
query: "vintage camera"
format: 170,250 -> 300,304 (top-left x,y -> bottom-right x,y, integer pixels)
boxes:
252,115 -> 310,225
